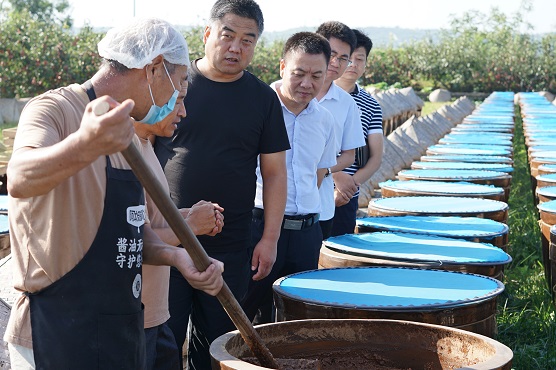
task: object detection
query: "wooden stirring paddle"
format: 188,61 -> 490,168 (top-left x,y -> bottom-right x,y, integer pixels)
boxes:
94,100 -> 320,369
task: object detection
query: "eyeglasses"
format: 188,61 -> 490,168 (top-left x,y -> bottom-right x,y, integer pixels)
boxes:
330,52 -> 352,67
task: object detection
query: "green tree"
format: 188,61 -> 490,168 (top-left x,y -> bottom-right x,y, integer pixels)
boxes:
6,0 -> 72,27
0,7 -> 101,98
248,38 -> 283,84
363,1 -> 556,93
2,0 -> 554,97
182,26 -> 205,62
363,46 -> 413,88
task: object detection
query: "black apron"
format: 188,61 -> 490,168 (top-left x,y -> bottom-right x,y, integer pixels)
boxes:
26,83 -> 147,369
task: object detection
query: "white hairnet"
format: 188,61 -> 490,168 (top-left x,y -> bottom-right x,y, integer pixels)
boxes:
98,18 -> 190,69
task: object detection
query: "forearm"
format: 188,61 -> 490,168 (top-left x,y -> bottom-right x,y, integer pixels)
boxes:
9,97 -> 135,198
317,168 -> 327,188
352,134 -> 384,185
143,225 -> 224,295
331,149 -> 355,173
151,226 -> 180,247
261,174 -> 286,243
150,207 -> 192,247
143,241 -> 180,266
149,201 -> 224,246
259,152 -> 287,243
142,225 -> 178,266
8,134 -> 99,198
352,156 -> 381,185
251,158 -> 286,280
151,214 -> 206,247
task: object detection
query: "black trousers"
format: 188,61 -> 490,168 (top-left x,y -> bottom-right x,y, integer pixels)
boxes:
243,214 -> 323,324
331,195 -> 359,237
166,247 -> 251,370
319,219 -> 334,240
144,322 -> 180,370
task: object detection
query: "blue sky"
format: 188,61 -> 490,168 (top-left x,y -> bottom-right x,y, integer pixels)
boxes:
68,0 -> 555,34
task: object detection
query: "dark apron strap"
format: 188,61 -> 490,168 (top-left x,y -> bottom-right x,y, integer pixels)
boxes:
26,82 -> 147,370
82,79 -> 97,101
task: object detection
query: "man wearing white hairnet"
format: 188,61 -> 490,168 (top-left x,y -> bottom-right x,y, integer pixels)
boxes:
4,18 -> 223,370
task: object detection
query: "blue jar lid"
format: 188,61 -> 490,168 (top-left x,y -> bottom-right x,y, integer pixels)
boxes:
538,164 -> 556,172
420,155 -> 513,164
275,267 -> 504,309
324,232 -> 511,264
537,173 -> 556,183
411,162 -> 513,173
370,196 -> 508,213
538,199 -> 556,214
380,180 -> 504,195
398,169 -> 509,181
427,145 -> 512,156
439,137 -> 512,146
537,186 -> 556,198
356,215 -> 508,239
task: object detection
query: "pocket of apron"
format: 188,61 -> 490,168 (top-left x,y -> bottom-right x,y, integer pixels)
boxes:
98,307 -> 146,370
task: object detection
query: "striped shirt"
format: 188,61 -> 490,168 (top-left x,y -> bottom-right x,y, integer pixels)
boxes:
343,84 -> 383,196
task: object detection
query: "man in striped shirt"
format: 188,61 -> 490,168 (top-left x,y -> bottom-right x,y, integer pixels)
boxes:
332,29 -> 383,236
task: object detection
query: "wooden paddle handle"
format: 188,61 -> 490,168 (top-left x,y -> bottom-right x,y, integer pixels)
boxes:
121,143 -> 280,369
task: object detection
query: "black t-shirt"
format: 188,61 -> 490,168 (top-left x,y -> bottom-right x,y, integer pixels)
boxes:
155,60 -> 289,252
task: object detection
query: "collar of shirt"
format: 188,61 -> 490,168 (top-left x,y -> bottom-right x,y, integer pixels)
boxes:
352,83 -> 361,96
318,81 -> 343,103
271,80 -> 318,116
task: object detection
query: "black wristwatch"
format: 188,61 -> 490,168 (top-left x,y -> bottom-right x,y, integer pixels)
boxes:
324,167 -> 332,178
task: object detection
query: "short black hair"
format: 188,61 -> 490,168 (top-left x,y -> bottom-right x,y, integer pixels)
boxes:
210,0 -> 264,35
352,29 -> 373,57
282,32 -> 331,66
101,59 -> 179,74
101,59 -> 130,73
315,21 -> 356,55
101,58 -> 178,74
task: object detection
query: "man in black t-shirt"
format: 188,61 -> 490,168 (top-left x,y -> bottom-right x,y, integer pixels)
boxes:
154,1 -> 289,369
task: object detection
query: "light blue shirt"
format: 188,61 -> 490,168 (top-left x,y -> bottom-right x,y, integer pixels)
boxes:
317,82 -> 365,220
255,81 -> 337,215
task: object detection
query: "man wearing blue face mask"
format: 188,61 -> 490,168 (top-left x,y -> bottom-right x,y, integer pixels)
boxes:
4,18 -> 224,370
128,38 -> 227,370
132,51 -> 226,370
139,62 -> 180,125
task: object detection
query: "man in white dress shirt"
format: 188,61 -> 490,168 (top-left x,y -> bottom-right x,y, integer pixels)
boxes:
315,21 -> 365,239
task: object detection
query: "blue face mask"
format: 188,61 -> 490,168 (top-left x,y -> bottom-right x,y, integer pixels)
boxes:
139,63 -> 179,125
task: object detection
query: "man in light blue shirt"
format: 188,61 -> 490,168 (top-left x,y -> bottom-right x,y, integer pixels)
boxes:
243,32 -> 337,323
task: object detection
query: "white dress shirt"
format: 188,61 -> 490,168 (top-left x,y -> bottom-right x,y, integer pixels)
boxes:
254,81 -> 337,215
317,82 -> 365,220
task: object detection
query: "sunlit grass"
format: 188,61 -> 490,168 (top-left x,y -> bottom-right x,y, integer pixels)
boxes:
0,122 -> 17,142
421,101 -> 450,116
496,105 -> 556,369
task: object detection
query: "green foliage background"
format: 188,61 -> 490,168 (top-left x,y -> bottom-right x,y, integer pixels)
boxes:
0,2 -> 102,98
363,7 -> 556,93
1,1 -> 556,367
0,0 -> 554,98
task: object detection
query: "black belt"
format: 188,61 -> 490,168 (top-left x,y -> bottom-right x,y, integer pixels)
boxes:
252,208 -> 320,231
